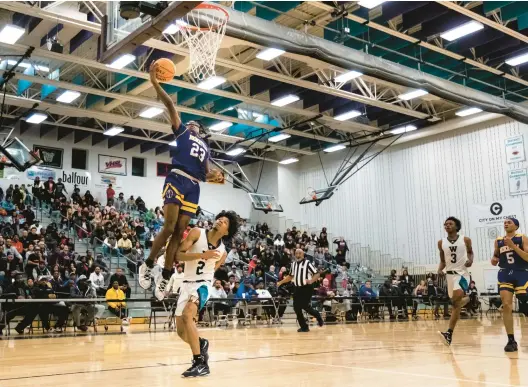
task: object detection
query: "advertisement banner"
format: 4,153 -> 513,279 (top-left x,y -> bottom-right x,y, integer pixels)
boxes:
95,174 -> 122,189
33,145 -> 63,169
26,166 -> 56,181
505,135 -> 526,164
61,170 -> 90,187
508,168 -> 528,196
470,198 -> 524,228
98,154 -> 127,176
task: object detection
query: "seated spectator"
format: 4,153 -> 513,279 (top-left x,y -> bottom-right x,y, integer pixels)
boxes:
318,278 -> 336,312
318,227 -> 329,248
166,265 -> 184,296
75,216 -> 92,241
127,196 -> 136,211
359,280 -> 380,319
33,260 -> 50,281
89,266 -> 106,296
0,273 -> 41,335
429,280 -> 450,319
34,276 -> 69,333
255,280 -> 274,319
379,280 -> 407,320
106,280 -> 128,319
342,283 -> 361,321
273,235 -> 284,248
209,279 -> 230,315
117,233 -> 132,255
103,234 -> 118,256
412,280 -> 428,319
0,252 -> 19,278
225,247 -> 239,266
108,267 -> 131,298
468,281 -> 480,315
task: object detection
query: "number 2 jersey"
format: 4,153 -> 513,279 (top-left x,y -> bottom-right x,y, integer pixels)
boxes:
170,124 -> 209,181
441,235 -> 468,273
183,228 -> 226,282
497,234 -> 528,270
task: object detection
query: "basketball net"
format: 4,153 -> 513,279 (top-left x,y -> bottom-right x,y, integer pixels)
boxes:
179,4 -> 229,81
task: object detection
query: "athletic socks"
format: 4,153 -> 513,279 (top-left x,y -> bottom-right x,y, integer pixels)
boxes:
145,259 -> 154,268
161,268 -> 172,280
508,334 -> 515,342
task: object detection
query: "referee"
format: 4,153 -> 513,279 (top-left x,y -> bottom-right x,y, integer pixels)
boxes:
277,249 -> 324,332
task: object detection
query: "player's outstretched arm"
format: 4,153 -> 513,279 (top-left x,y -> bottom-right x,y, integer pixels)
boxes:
149,63 -> 181,130
504,236 -> 528,262
437,240 -> 446,274
464,236 -> 474,267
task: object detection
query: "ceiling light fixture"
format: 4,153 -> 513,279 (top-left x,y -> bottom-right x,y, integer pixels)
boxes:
455,107 -> 483,117
226,147 -> 246,156
268,133 -> 291,143
26,113 -> 47,124
440,20 -> 484,42
271,94 -> 299,107
107,54 -> 136,69
324,144 -> 346,153
209,121 -> 233,131
506,52 -> 528,66
0,25 -> 25,45
398,89 -> 429,100
279,157 -> 299,165
139,107 -> 164,118
256,48 -> 285,61
104,126 -> 124,136
56,90 -> 81,104
389,125 -> 417,135
334,70 -> 363,83
334,110 -> 362,121
357,0 -> 386,9
197,76 -> 226,90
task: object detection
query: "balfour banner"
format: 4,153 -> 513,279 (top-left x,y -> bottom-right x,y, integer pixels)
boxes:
33,145 -> 63,169
470,198 -> 524,228
98,154 -> 127,176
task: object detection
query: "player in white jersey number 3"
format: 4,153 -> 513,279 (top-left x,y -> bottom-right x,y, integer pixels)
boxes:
175,210 -> 239,378
437,217 -> 474,346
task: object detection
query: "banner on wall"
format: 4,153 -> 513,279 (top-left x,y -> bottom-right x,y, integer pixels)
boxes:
33,145 -> 63,169
26,166 -> 56,181
470,198 -> 523,228
95,174 -> 122,189
98,154 -> 127,176
505,135 -> 526,164
508,169 -> 528,196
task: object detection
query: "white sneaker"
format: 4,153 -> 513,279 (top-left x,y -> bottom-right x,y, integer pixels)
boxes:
138,262 -> 153,290
155,277 -> 169,301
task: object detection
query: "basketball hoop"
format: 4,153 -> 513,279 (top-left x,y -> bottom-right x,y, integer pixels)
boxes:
178,3 -> 229,81
306,187 -> 316,201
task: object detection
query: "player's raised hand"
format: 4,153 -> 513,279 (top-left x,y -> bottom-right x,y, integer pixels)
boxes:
504,236 -> 515,249
149,62 -> 158,83
491,256 -> 499,266
202,250 -> 222,260
206,169 -> 223,183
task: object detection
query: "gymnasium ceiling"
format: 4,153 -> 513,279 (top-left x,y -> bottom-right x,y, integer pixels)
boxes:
0,1 -> 527,165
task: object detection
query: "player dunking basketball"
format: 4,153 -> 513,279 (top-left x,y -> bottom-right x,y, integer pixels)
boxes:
139,62 -> 222,300
492,217 -> 528,352
175,210 -> 239,377
437,217 -> 473,346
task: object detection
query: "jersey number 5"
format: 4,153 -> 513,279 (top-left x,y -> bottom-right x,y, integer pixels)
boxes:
196,260 -> 205,275
450,253 -> 457,263
506,252 -> 515,264
190,143 -> 206,162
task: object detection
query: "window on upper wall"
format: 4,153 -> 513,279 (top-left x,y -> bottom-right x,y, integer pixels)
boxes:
71,148 -> 87,170
132,157 -> 145,177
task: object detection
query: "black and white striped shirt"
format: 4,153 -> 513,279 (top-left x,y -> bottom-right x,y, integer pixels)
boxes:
290,258 -> 317,286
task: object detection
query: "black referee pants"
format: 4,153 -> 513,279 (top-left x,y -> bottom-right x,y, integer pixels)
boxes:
293,285 -> 322,330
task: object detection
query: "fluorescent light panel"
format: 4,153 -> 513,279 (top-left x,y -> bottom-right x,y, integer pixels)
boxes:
271,94 -> 299,107
0,25 -> 25,45
197,76 -> 226,90
163,24 -> 179,34
440,21 -> 483,42
209,121 -> 233,131
104,126 -> 124,136
506,52 -> 528,66
357,0 -> 386,9
56,90 -> 81,104
334,110 -> 361,121
139,107 -> 164,118
335,70 -> 362,83
226,148 -> 246,156
324,144 -> 346,153
398,89 -> 428,100
279,158 -> 299,165
108,54 -> 135,69
256,48 -> 285,61
455,107 -> 483,117
26,113 -> 47,124
268,133 -> 291,143
390,125 -> 417,135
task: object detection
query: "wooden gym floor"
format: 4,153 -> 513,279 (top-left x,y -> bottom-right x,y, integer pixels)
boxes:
1,317 -> 527,386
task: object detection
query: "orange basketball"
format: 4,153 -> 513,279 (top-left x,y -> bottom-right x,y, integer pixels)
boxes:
154,58 -> 176,82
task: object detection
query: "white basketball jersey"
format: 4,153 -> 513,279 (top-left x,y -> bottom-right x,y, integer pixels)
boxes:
441,235 -> 468,272
183,228 -> 225,282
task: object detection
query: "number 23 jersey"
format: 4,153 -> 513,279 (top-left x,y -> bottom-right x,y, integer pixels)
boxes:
184,228 -> 226,282
170,124 -> 209,181
441,235 -> 468,273
497,234 -> 528,270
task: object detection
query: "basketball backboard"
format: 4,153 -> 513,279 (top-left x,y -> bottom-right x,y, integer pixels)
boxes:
0,137 -> 41,172
300,186 -> 337,206
248,193 -> 283,213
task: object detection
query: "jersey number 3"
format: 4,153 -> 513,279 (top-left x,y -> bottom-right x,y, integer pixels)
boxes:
196,260 -> 205,275
190,143 -> 206,162
450,253 -> 457,263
